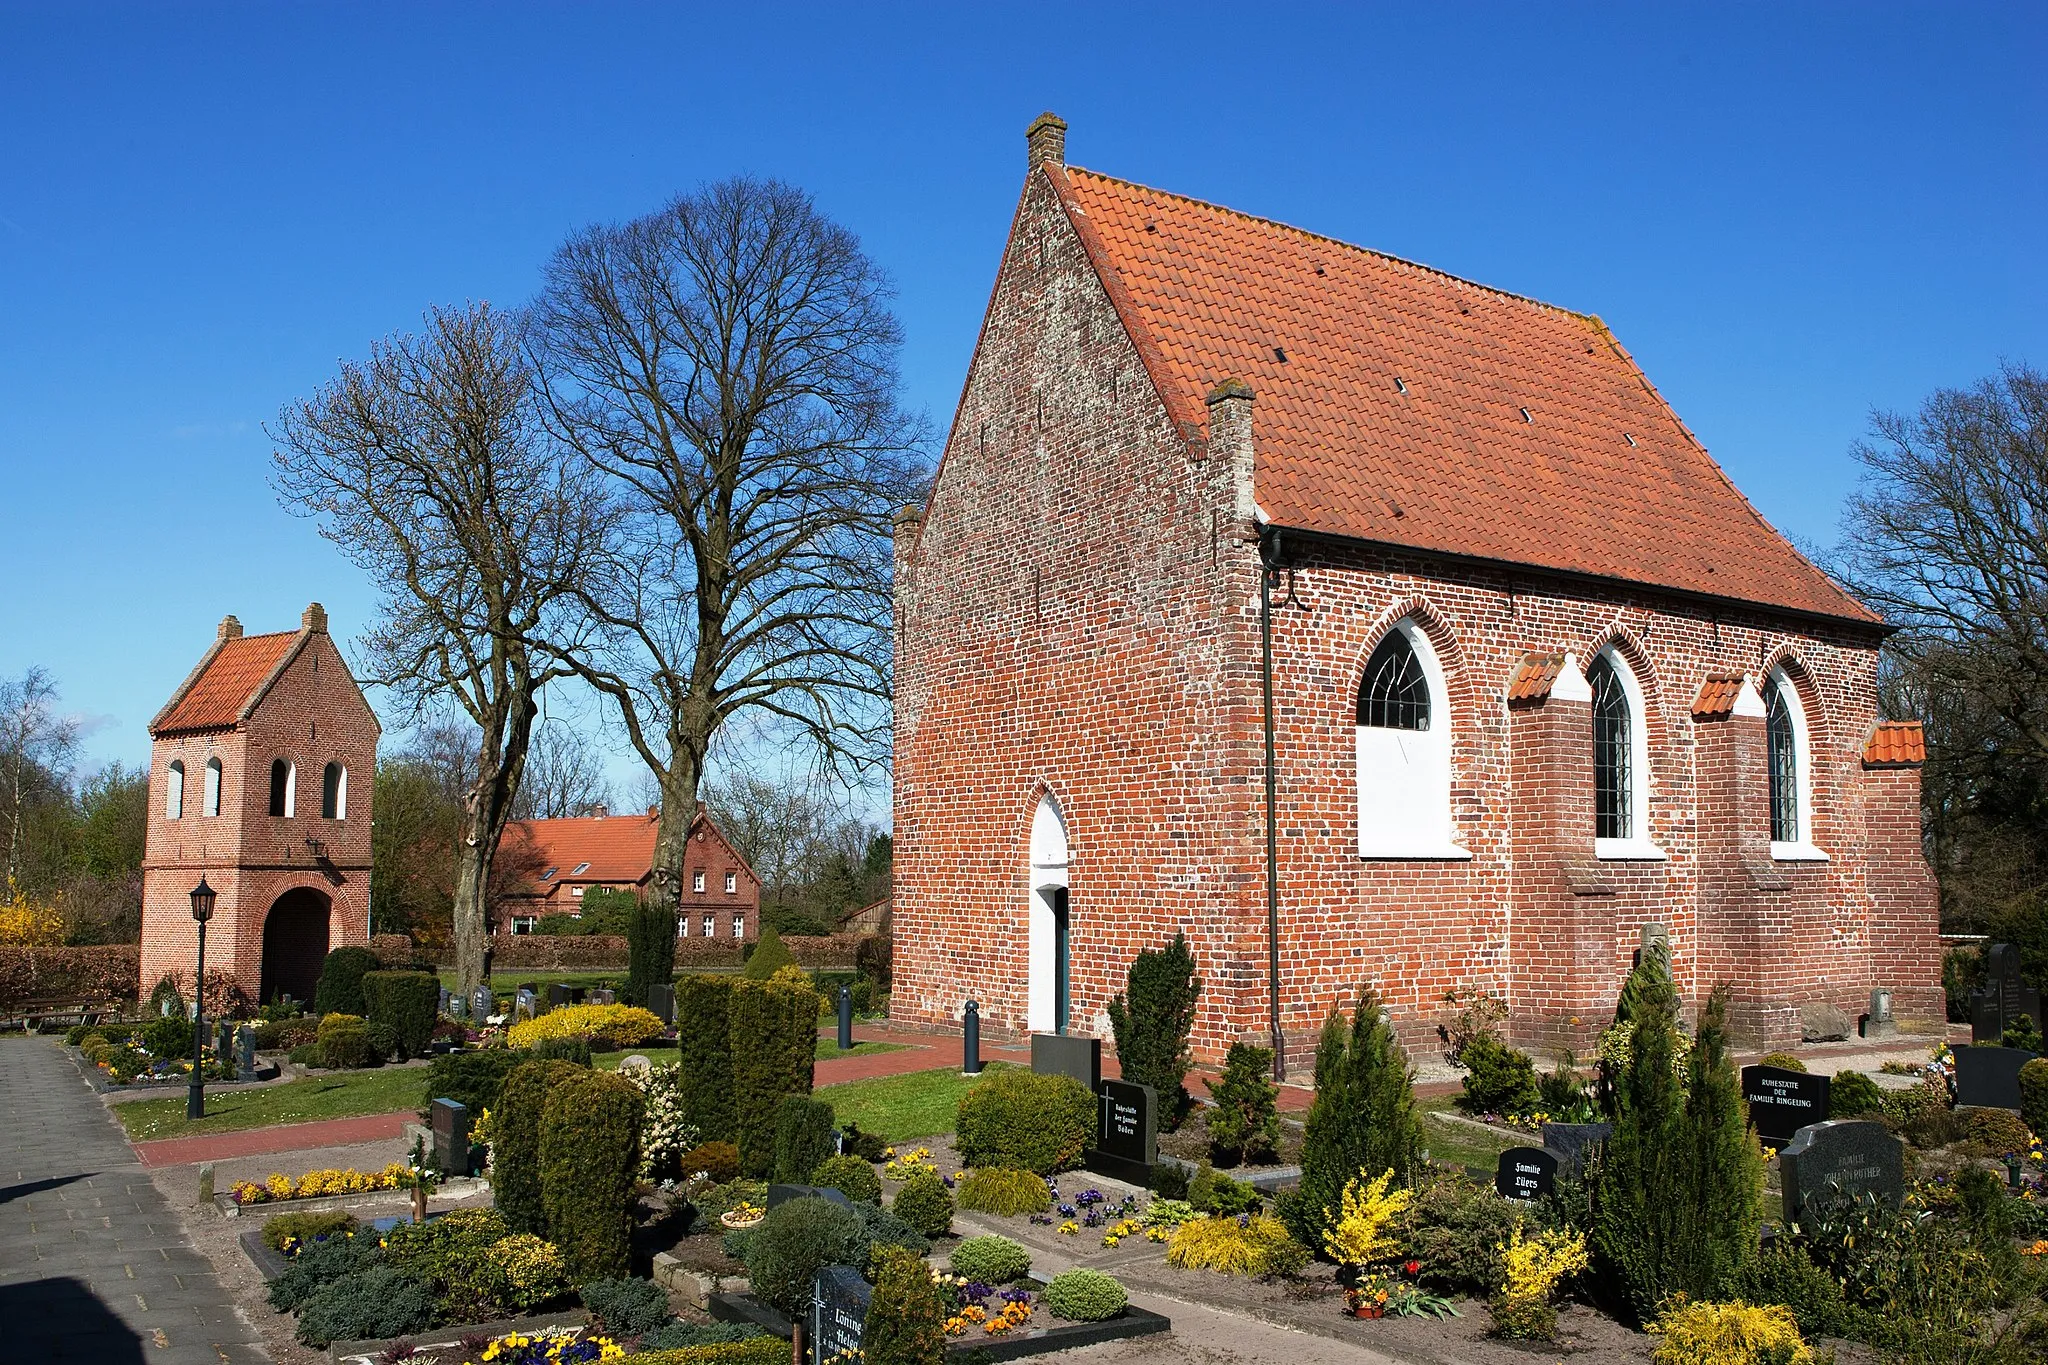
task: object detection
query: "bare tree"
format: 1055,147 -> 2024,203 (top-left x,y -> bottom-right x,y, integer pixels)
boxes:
272,303 -> 609,998
532,178 -> 926,920
0,667 -> 79,891
511,719 -> 614,820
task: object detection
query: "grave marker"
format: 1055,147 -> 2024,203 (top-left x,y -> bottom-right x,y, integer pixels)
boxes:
1539,1121 -> 1612,1176
1741,1064 -> 1832,1146
810,1264 -> 870,1361
766,1183 -> 854,1211
1085,1078 -> 1157,1184
1495,1146 -> 1558,1201
1031,1033 -> 1103,1092
430,1098 -> 471,1176
647,983 -> 675,1025
1953,1045 -> 2036,1111
1779,1119 -> 1904,1227
236,1025 -> 258,1079
1970,943 -> 2044,1043
473,986 -> 494,1020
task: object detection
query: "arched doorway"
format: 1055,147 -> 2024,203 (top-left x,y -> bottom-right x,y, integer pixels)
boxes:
260,888 -> 332,1005
1028,795 -> 1071,1035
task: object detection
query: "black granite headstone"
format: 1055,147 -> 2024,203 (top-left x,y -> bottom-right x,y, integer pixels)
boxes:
1741,1065 -> 1832,1146
1031,1033 -> 1102,1092
1085,1079 -> 1157,1184
647,983 -> 676,1025
236,1025 -> 258,1078
215,1019 -> 234,1065
1539,1121 -> 1613,1176
810,1264 -> 870,1360
766,1183 -> 854,1211
430,1098 -> 470,1176
1972,943 -> 2045,1043
1495,1146 -> 1558,1201
1779,1119 -> 1904,1226
546,984 -> 570,1013
1953,1045 -> 2037,1111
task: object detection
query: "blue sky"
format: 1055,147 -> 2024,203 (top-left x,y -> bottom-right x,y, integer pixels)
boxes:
2,2 -> 2042,792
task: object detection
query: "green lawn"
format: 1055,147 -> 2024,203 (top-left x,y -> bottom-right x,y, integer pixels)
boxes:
1417,1096 -> 1522,1173
817,1061 -> 1011,1142
115,1066 -> 430,1142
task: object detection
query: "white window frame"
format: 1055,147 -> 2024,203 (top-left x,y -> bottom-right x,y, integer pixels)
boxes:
733,915 -> 745,940
725,871 -> 737,894
1765,667 -> 1829,862
1355,619 -> 1470,860
165,761 -> 185,819
203,756 -> 222,817
1591,647 -> 1666,861
679,914 -> 691,938
702,913 -> 714,938
512,914 -> 537,935
693,869 -> 706,893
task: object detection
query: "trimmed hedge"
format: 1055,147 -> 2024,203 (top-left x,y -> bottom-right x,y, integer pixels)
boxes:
362,970 -> 439,1059
539,1068 -> 645,1281
508,1002 -> 665,1051
955,1069 -> 1095,1174
774,1096 -> 838,1184
313,946 -> 382,1016
420,1049 -> 525,1123
811,1153 -> 882,1204
677,974 -> 737,1141
948,1234 -> 1032,1284
0,944 -> 138,1010
621,1342 -> 788,1364
625,900 -> 678,1006
492,1058 -> 586,1235
1043,1268 -> 1127,1322
315,1012 -> 372,1069
729,978 -> 819,1177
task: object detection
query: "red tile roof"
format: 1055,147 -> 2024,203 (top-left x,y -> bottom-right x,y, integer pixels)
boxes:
1508,652 -> 1564,703
1863,720 -> 1926,766
1692,674 -> 1748,719
153,632 -> 297,736
503,813 -> 662,888
1051,167 -> 1878,626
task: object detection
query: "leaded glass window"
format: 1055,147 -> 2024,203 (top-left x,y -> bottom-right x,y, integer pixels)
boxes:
1358,630 -> 1430,730
1590,654 -> 1631,840
1766,677 -> 1799,843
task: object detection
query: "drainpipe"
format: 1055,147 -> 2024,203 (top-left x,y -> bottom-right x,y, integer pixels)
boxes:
1260,526 -> 1286,1082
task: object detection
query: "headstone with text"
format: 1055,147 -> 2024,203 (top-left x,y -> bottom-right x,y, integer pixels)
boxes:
1031,1033 -> 1103,1092
1779,1119 -> 1904,1227
430,1098 -> 471,1176
589,987 -> 615,1006
810,1264 -> 870,1361
1085,1078 -> 1157,1184
473,986 -> 494,1020
1954,1045 -> 2036,1111
1495,1146 -> 1558,1201
647,983 -> 675,1026
1741,1064 -> 1832,1146
1971,943 -> 2044,1043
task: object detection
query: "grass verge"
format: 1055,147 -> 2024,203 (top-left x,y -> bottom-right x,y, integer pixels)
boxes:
1417,1095 -> 1523,1173
817,1060 -> 1012,1142
116,1066 -> 428,1143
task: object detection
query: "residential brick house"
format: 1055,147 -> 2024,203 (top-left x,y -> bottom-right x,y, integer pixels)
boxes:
140,605 -> 378,1006
889,115 -> 1941,1065
495,803 -> 762,943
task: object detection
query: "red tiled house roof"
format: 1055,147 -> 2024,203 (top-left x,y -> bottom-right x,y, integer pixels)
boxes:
151,630 -> 300,736
1692,673 -> 1749,719
1863,720 -> 1926,766
501,806 -> 763,902
1507,652 -> 1566,704
1045,166 -> 1878,627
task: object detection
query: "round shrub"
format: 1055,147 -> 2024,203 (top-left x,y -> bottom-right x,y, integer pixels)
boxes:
293,1264 -> 437,1348
507,1002 -> 665,1051
680,1140 -> 742,1183
775,1095 -> 838,1184
1828,1070 -> 1885,1118
1649,1299 -> 1813,1365
1042,1268 -> 1128,1322
1757,1051 -> 1808,1073
811,1153 -> 882,1204
863,1245 -> 947,1365
492,1058 -> 585,1235
313,945 -> 382,1017
948,1234 -> 1031,1284
471,1233 -> 571,1317
1454,1032 -> 1541,1116
956,1167 -> 1053,1217
315,1013 -> 371,1069
532,1035 -> 594,1066
540,1069 -> 646,1282
955,1069 -> 1094,1174
382,1206 -> 510,1298
1188,1164 -> 1262,1216
743,1196 -> 866,1318
141,1015 -> 193,1059
1962,1105 -> 2033,1156
892,1169 -> 954,1238
2020,1057 -> 2048,1139
581,1275 -> 673,1335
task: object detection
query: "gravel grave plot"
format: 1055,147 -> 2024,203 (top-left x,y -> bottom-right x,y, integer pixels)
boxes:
1155,1108 -> 1306,1170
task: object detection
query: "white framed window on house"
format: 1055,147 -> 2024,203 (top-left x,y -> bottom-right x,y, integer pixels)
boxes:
1355,619 -> 1468,859
512,915 -> 537,935
1589,648 -> 1664,860
165,761 -> 185,819
725,871 -> 737,894
678,915 -> 691,937
702,914 -> 714,938
1765,668 -> 1827,861
733,915 -> 745,939
693,869 -> 706,893
204,757 -> 222,816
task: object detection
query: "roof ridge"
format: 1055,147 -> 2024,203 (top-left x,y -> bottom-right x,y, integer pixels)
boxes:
1064,165 -> 1602,328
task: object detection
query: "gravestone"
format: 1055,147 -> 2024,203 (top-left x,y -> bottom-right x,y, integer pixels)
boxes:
515,988 -> 537,1022
647,983 -> 675,1025
1085,1078 -> 1157,1184
547,984 -> 570,1013
215,1019 -> 234,1065
430,1098 -> 471,1176
618,1054 -> 653,1079
1031,1033 -> 1102,1092
1495,1146 -> 1558,1202
1953,1045 -> 2036,1111
236,1025 -> 258,1079
1970,943 -> 2044,1043
589,987 -> 615,1006
438,987 -> 452,1016
765,1183 -> 854,1211
1779,1119 -> 1904,1227
1539,1121 -> 1613,1176
1863,988 -> 1897,1040
810,1264 -> 871,1361
447,994 -> 467,1021
1741,1064 -> 1832,1146
473,986 -> 494,1020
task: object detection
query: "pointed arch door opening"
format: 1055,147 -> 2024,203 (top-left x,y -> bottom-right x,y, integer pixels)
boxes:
1028,794 -> 1071,1034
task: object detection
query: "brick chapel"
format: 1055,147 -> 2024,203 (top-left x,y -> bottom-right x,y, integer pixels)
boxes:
140,605 -> 379,1006
889,115 -> 1942,1064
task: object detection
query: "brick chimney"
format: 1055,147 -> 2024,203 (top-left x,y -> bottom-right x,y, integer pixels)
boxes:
590,803 -> 608,820
302,602 -> 328,633
217,614 -> 243,641
1026,112 -> 1067,170
1206,379 -> 1256,525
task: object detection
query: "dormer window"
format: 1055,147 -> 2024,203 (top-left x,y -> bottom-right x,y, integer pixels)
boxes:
165,761 -> 185,819
269,758 -> 295,817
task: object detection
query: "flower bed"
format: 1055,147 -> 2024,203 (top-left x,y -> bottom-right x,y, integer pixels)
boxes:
233,1163 -> 413,1205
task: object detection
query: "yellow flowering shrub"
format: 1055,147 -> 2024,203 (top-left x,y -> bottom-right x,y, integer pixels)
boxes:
1491,1222 -> 1589,1340
1165,1214 -> 1309,1276
1650,1299 -> 1813,1365
0,885 -> 65,946
229,1162 -> 411,1204
1320,1168 -> 1412,1270
506,1003 -> 665,1051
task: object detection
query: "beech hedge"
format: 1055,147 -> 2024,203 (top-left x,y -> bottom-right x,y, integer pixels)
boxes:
0,945 -> 139,1011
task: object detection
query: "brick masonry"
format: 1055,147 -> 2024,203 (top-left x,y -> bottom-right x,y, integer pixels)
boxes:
140,607 -> 379,1005
891,145 -> 1941,1067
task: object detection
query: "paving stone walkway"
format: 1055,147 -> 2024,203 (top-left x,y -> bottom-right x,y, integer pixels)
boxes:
0,1037 -> 268,1363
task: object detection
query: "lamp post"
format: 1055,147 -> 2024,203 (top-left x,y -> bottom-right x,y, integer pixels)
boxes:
186,877 -> 216,1120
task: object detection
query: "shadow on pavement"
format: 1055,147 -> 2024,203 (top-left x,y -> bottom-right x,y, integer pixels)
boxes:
0,1276 -> 147,1362
0,1171 -> 94,1206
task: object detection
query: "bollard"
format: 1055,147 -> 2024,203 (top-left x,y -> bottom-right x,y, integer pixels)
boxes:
197,1162 -> 215,1206
837,984 -> 854,1052
962,999 -> 983,1075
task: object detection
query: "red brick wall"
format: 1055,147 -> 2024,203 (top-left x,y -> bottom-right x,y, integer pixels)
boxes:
140,624 -> 377,1004
676,821 -> 761,942
893,167 -> 1942,1063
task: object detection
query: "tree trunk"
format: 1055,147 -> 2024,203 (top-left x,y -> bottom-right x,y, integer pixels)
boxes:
451,684 -> 538,1001
645,746 -> 706,924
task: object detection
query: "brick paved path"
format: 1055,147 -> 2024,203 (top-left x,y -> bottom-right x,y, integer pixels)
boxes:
0,1038 -> 267,1363
133,1110 -> 412,1169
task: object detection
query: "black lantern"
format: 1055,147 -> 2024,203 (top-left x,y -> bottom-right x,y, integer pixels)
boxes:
189,877 -> 216,923
186,877 -> 215,1119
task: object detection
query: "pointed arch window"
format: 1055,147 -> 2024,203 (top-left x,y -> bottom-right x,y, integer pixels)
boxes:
204,757 -> 222,816
270,758 -> 296,817
165,761 -> 185,819
1589,648 -> 1664,859
321,762 -> 347,820
1354,618 -> 1468,859
1763,668 -> 1827,860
